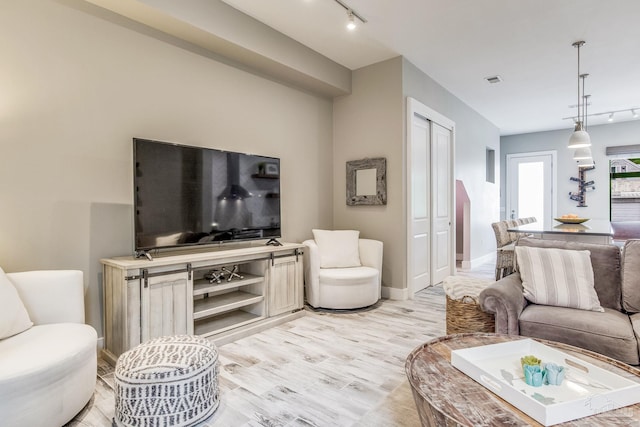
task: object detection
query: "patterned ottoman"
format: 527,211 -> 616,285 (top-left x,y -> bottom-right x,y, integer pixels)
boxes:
114,335 -> 219,427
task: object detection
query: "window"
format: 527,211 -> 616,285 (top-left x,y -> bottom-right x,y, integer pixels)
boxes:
486,148 -> 496,183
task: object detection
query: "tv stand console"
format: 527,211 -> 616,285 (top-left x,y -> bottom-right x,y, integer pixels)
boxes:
100,242 -> 304,365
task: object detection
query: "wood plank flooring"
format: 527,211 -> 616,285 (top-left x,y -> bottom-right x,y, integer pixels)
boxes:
66,265 -> 494,427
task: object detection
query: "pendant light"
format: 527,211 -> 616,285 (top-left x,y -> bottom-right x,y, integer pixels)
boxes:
573,76 -> 594,163
568,41 -> 591,148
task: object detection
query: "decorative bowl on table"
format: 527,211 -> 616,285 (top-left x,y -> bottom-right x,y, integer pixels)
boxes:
554,217 -> 589,224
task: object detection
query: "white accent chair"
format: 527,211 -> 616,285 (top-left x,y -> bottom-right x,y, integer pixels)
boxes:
0,270 -> 97,427
303,231 -> 383,309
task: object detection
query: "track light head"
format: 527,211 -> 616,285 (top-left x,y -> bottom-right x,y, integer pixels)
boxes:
608,112 -> 615,122
346,11 -> 356,30
633,109 -> 639,119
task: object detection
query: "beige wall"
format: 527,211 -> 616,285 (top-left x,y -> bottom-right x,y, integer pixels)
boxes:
0,0 -> 334,335
333,58 -> 405,289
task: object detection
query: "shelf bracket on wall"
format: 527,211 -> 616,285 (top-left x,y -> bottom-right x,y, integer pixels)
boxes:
569,163 -> 596,207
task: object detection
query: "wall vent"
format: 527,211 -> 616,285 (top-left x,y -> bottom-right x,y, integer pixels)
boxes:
485,75 -> 503,84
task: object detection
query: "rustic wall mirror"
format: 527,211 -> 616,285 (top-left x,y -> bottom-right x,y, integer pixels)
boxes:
346,157 -> 387,205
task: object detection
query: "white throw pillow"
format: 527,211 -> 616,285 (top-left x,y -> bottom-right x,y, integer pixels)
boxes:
0,267 -> 33,339
515,246 -> 603,312
312,229 -> 361,268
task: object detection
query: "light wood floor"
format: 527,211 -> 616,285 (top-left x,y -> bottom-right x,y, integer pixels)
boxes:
66,264 -> 494,427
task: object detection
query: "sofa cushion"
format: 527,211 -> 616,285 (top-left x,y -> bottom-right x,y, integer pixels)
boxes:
319,266 -> 378,286
622,240 -> 640,313
515,246 -> 603,312
517,238 -> 622,311
519,305 -> 639,365
0,267 -> 33,339
312,229 -> 361,268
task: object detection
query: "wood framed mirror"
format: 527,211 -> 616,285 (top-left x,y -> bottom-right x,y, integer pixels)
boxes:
346,157 -> 387,205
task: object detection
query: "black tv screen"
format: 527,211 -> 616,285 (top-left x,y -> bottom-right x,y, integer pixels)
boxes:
133,138 -> 281,251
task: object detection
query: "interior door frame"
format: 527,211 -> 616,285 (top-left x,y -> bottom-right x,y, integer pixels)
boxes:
406,97 -> 456,295
505,150 -> 557,227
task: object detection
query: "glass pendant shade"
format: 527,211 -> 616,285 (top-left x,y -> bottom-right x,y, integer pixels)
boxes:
573,146 -> 592,160
568,123 -> 591,148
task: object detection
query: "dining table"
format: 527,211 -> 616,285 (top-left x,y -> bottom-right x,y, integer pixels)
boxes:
507,219 -> 614,244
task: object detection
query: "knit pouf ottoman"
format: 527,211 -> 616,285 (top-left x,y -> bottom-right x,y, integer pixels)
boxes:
443,276 -> 495,334
114,335 -> 219,427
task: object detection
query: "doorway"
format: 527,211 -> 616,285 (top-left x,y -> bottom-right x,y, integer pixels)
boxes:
506,151 -> 556,229
406,97 -> 455,294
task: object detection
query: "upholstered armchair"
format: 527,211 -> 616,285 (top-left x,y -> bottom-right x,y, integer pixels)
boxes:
303,230 -> 383,309
0,269 -> 97,427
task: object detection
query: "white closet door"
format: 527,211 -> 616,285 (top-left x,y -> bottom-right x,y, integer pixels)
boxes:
431,123 -> 453,285
409,112 -> 430,293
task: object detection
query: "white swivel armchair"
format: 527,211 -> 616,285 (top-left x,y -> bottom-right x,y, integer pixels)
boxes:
303,230 -> 383,309
0,269 -> 97,427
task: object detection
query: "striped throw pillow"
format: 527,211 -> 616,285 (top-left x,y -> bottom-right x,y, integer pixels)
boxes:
515,246 -> 604,312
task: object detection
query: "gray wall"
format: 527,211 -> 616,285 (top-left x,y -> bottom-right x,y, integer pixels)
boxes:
501,120 -> 640,221
0,0 -> 334,336
402,59 -> 501,263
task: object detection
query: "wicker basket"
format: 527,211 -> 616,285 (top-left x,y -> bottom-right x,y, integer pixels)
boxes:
446,294 -> 495,334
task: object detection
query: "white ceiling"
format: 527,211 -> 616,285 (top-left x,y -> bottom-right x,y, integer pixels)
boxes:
221,0 -> 640,136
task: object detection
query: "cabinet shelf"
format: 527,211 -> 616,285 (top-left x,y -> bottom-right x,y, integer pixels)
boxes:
101,243 -> 303,364
193,273 -> 263,296
193,291 -> 263,320
194,310 -> 263,337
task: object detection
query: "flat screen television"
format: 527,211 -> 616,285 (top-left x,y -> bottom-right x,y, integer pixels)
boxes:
133,138 -> 281,252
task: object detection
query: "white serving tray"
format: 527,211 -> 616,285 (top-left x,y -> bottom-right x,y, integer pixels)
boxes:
451,339 -> 640,426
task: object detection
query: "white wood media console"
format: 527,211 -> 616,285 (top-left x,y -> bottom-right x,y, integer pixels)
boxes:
101,242 -> 304,365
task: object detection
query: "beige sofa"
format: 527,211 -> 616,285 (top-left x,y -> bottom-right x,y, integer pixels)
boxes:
480,238 -> 640,365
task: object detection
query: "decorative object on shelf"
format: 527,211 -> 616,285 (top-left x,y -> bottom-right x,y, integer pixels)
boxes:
346,157 -> 387,205
569,162 -> 596,207
221,265 -> 244,282
264,162 -> 279,176
204,269 -> 225,284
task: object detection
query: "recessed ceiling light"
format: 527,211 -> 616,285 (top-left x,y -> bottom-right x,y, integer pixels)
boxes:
484,75 -> 503,84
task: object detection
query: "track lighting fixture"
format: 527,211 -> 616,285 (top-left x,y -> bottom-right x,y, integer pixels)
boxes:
334,0 -> 367,30
563,108 -> 640,122
608,113 -> 615,122
347,11 -> 356,30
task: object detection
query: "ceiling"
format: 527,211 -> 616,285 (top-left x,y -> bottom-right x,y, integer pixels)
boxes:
220,0 -> 640,136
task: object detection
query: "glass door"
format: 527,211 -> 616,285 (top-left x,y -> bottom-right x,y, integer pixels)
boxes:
506,151 -> 556,229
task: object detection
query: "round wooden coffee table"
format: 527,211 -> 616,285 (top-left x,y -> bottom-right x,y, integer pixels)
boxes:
405,333 -> 640,426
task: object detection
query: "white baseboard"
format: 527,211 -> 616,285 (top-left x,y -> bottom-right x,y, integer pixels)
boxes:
382,285 -> 409,301
461,252 -> 495,270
